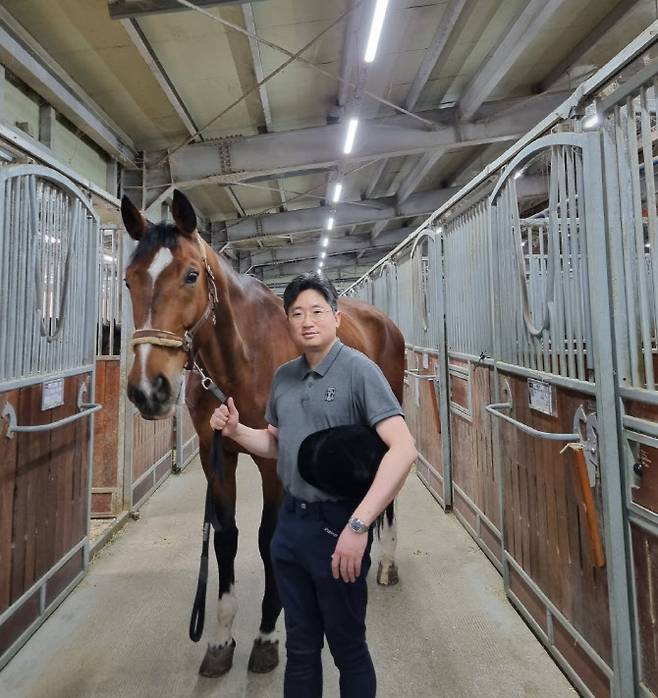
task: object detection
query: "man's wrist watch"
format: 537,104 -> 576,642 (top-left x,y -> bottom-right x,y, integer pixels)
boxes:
348,516 -> 369,534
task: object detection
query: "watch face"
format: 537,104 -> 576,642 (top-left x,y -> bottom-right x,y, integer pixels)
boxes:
349,517 -> 367,533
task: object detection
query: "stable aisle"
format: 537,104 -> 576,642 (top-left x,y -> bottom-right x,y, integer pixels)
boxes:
0,456 -> 576,697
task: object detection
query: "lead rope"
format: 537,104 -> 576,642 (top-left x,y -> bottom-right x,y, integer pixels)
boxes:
188,359 -> 228,643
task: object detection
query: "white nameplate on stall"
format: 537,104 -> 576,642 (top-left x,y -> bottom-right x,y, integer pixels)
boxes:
42,379 -> 65,411
528,379 -> 555,416
422,352 -> 429,369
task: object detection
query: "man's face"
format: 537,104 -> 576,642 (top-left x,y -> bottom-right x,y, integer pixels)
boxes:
287,289 -> 341,352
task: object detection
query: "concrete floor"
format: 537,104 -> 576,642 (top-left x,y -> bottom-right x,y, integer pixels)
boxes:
0,457 -> 576,698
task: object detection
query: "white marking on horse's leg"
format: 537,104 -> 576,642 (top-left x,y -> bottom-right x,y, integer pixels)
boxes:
377,516 -> 398,585
147,247 -> 173,282
256,630 -> 277,644
210,585 -> 238,649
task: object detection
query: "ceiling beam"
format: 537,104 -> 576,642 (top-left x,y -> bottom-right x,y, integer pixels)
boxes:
539,0 -> 641,92
405,0 -> 468,111
459,0 -> 568,121
259,253 -> 385,281
120,18 -> 200,140
337,0 -> 363,109
220,174 -> 547,241
0,9 -> 136,165
396,149 -> 446,205
241,2 -> 288,211
225,186 -> 246,217
245,226 -> 413,269
168,91 -> 569,186
108,0 -> 258,19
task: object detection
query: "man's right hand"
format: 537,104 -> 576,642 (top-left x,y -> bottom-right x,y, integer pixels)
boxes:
209,397 -> 240,437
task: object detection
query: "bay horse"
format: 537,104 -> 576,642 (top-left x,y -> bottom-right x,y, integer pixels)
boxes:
120,190 -> 405,678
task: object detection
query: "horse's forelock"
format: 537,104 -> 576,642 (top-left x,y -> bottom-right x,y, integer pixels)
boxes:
130,222 -> 181,265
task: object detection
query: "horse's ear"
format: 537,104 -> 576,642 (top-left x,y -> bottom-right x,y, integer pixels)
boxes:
172,189 -> 197,237
121,195 -> 147,240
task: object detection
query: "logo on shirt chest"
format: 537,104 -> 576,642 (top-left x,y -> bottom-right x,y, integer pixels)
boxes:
324,387 -> 336,401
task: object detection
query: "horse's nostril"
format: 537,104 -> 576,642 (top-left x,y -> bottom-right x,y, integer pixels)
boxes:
128,384 -> 146,407
153,374 -> 170,402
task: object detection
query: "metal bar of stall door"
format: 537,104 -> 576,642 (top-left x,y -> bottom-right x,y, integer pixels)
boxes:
626,94 -> 655,390
120,232 -> 136,512
582,130 -> 636,696
487,193 -> 510,591
432,226 -> 453,509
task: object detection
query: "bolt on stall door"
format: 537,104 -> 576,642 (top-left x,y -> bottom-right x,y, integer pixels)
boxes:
488,134 -> 633,697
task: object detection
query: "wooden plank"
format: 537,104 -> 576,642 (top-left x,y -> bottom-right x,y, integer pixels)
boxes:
0,389 -> 19,612
13,383 -> 51,601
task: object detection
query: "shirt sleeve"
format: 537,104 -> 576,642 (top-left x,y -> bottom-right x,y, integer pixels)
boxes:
265,368 -> 280,427
352,354 -> 404,428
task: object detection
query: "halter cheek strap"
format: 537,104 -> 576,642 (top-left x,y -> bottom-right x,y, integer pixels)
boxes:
130,233 -> 218,358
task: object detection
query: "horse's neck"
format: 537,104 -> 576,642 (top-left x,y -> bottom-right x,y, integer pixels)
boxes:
197,248 -> 256,393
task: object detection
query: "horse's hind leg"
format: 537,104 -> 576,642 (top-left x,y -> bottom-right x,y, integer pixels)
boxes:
248,457 -> 283,673
376,501 -> 399,586
199,450 -> 240,678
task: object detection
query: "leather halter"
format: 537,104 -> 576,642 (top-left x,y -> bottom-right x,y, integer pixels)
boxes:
130,233 -> 218,364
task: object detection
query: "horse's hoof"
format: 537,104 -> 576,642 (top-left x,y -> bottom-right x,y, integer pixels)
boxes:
248,638 -> 279,673
198,639 -> 236,677
377,560 -> 399,586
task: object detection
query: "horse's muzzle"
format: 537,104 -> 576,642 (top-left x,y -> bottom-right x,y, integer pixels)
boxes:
127,374 -> 174,418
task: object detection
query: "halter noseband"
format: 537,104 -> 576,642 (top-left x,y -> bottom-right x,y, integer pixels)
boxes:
130,233 -> 218,363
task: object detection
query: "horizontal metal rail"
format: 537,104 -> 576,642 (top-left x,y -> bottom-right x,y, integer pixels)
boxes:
2,401 -> 101,439
485,401 -> 580,441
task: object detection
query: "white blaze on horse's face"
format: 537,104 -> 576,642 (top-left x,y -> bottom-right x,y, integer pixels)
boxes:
125,240 -> 198,420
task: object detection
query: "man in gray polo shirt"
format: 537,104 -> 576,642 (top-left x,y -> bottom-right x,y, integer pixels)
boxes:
210,273 -> 417,698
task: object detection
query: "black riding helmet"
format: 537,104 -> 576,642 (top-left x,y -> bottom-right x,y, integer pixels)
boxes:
297,425 -> 388,500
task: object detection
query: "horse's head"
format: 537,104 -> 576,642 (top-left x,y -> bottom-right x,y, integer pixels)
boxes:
121,190 -> 216,419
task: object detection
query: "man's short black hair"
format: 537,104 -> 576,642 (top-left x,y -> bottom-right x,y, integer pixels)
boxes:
283,272 -> 339,314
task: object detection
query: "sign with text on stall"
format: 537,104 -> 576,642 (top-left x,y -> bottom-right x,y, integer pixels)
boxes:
42,378 -> 65,411
528,379 -> 556,416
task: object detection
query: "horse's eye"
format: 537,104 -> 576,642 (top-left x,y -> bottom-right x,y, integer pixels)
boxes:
185,270 -> 199,284
124,278 -> 130,290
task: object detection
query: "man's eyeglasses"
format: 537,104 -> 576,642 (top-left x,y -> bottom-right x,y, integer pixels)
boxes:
288,308 -> 334,324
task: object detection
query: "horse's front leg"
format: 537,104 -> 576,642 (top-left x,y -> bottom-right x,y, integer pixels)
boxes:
376,500 -> 399,586
199,450 -> 240,678
248,457 -> 283,673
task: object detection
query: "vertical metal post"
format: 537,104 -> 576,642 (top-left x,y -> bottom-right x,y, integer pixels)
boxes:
583,130 -> 636,697
487,193 -> 510,591
432,226 -> 453,509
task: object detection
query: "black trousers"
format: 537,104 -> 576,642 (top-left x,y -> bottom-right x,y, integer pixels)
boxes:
270,493 -> 376,698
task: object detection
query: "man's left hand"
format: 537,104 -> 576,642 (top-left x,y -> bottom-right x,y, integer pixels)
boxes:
331,528 -> 368,583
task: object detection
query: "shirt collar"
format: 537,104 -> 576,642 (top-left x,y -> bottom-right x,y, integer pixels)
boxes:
302,339 -> 343,378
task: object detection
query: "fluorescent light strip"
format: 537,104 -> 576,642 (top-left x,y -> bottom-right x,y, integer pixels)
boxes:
364,0 -> 389,63
332,183 -> 342,203
327,216 -> 335,230
343,118 -> 358,154
321,252 -> 326,259
322,237 -> 329,247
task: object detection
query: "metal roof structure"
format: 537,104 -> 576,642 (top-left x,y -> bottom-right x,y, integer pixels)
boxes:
1,0 -> 656,290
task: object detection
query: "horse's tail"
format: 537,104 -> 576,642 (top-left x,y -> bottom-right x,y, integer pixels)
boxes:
375,499 -> 395,539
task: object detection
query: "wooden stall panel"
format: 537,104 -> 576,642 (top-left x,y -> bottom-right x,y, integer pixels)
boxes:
0,375 -> 90,610
0,389 -> 19,613
631,524 -> 658,697
450,362 -> 499,532
91,360 -> 120,500
499,373 -> 612,668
